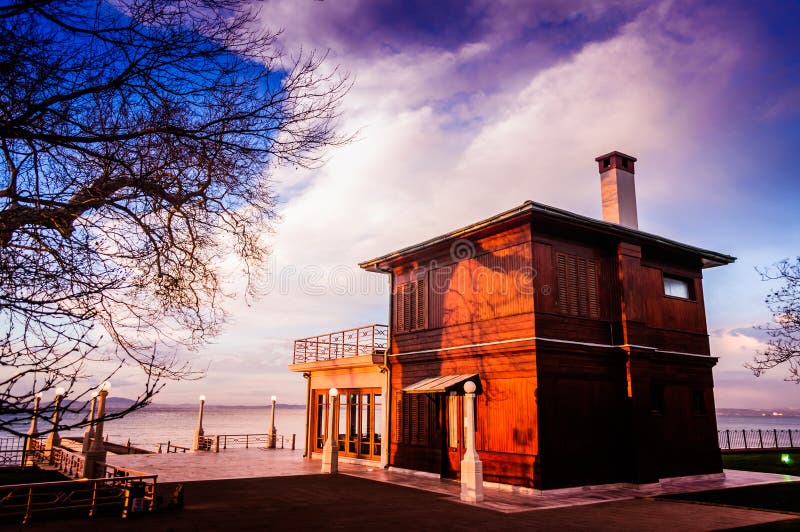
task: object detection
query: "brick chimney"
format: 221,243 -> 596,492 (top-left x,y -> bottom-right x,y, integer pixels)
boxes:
595,151 -> 638,229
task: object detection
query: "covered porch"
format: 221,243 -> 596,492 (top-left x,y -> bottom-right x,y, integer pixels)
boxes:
288,324 -> 390,466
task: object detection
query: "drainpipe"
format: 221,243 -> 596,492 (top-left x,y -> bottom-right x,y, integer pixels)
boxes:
377,266 -> 393,469
302,372 -> 311,458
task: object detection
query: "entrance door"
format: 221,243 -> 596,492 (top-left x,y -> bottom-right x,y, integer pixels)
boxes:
443,391 -> 464,478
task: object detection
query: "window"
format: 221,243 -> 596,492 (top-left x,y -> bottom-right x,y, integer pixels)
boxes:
650,382 -> 665,415
692,390 -> 707,416
663,274 -> 693,300
395,392 -> 430,446
556,252 -> 600,318
394,277 -> 427,333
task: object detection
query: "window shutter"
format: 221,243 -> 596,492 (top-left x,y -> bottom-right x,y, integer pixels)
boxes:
577,257 -> 588,317
394,392 -> 403,442
557,252 -> 601,319
587,259 -> 600,318
415,277 -> 427,330
567,255 -> 579,315
418,395 -> 428,446
409,394 -> 419,443
556,253 -> 568,313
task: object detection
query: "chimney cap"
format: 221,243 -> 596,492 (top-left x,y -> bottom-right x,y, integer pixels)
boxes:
595,150 -> 637,174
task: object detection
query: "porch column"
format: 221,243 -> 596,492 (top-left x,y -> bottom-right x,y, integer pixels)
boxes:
321,388 -> 338,473
460,381 -> 484,503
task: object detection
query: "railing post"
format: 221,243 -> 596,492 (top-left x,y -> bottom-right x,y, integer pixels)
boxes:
726,429 -> 731,450
246,434 -> 249,449
790,429 -> 795,448
90,480 -> 98,517
291,434 -> 296,451
214,436 -> 220,453
758,429 -> 764,449
223,435 -> 227,450
774,429 -> 779,448
355,328 -> 359,356
742,429 -> 748,449
167,440 -> 171,453
24,486 -> 33,524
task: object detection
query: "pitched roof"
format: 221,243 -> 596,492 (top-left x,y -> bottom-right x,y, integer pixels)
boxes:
359,200 -> 736,271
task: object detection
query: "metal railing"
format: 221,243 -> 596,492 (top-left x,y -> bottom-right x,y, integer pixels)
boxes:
718,429 -> 800,450
0,437 -> 25,468
0,474 -> 158,524
293,324 -> 389,364
204,433 -> 296,451
156,441 -> 191,453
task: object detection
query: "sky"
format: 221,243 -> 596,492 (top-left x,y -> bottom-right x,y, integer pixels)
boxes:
114,0 -> 800,408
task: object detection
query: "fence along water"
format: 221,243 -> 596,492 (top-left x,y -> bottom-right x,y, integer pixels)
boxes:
718,429 -> 800,450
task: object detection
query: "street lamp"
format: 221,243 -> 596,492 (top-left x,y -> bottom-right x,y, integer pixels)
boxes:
45,387 -> 66,455
321,388 -> 338,473
193,395 -> 206,451
90,381 -> 111,453
82,390 -> 99,454
83,381 -> 110,478
25,393 -> 43,458
267,395 -> 277,449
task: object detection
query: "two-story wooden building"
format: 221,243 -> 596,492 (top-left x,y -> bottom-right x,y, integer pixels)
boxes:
289,151 -> 735,489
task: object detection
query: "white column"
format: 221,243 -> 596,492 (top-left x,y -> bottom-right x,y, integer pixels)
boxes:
267,395 -> 277,449
321,388 -> 338,473
82,391 -> 98,454
460,381 -> 484,503
192,395 -> 206,451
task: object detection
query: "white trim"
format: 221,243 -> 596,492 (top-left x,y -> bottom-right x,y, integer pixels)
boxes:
391,336 -> 714,359
386,466 -> 441,479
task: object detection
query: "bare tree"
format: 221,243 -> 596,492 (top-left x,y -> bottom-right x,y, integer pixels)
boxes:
0,0 -> 348,436
747,257 -> 800,382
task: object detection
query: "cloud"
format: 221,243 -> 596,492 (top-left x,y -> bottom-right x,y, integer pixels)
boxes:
148,1 -> 799,410
710,327 -> 800,409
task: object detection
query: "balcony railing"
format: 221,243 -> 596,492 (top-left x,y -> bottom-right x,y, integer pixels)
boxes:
293,324 -> 389,364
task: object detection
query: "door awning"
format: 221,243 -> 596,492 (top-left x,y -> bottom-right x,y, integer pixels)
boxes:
402,374 -> 481,394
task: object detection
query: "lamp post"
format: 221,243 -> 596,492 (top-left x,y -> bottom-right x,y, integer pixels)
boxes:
193,395 -> 206,451
82,391 -> 99,454
24,393 -> 42,461
84,381 -> 110,478
460,380 -> 484,502
44,387 -> 65,457
267,395 -> 277,449
321,388 -> 338,473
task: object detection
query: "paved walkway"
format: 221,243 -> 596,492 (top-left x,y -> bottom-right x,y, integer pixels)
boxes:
107,448 -> 800,514
24,474 -> 800,531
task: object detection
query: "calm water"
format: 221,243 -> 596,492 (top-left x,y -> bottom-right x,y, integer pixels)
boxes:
2,405 -> 308,452
4,407 -> 799,452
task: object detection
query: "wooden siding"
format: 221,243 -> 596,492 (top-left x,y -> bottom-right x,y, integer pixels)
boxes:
478,377 -> 537,455
428,242 -> 534,328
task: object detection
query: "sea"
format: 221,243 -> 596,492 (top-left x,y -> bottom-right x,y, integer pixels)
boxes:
2,405 -> 309,452
3,406 -> 799,453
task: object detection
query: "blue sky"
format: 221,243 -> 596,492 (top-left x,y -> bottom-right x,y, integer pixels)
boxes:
116,0 -> 800,408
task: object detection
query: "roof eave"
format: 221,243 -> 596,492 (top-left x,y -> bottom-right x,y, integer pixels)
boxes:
359,201 -> 736,272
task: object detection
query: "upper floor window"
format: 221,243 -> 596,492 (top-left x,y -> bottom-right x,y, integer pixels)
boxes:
395,277 -> 427,333
663,274 -> 694,300
555,252 -> 600,318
